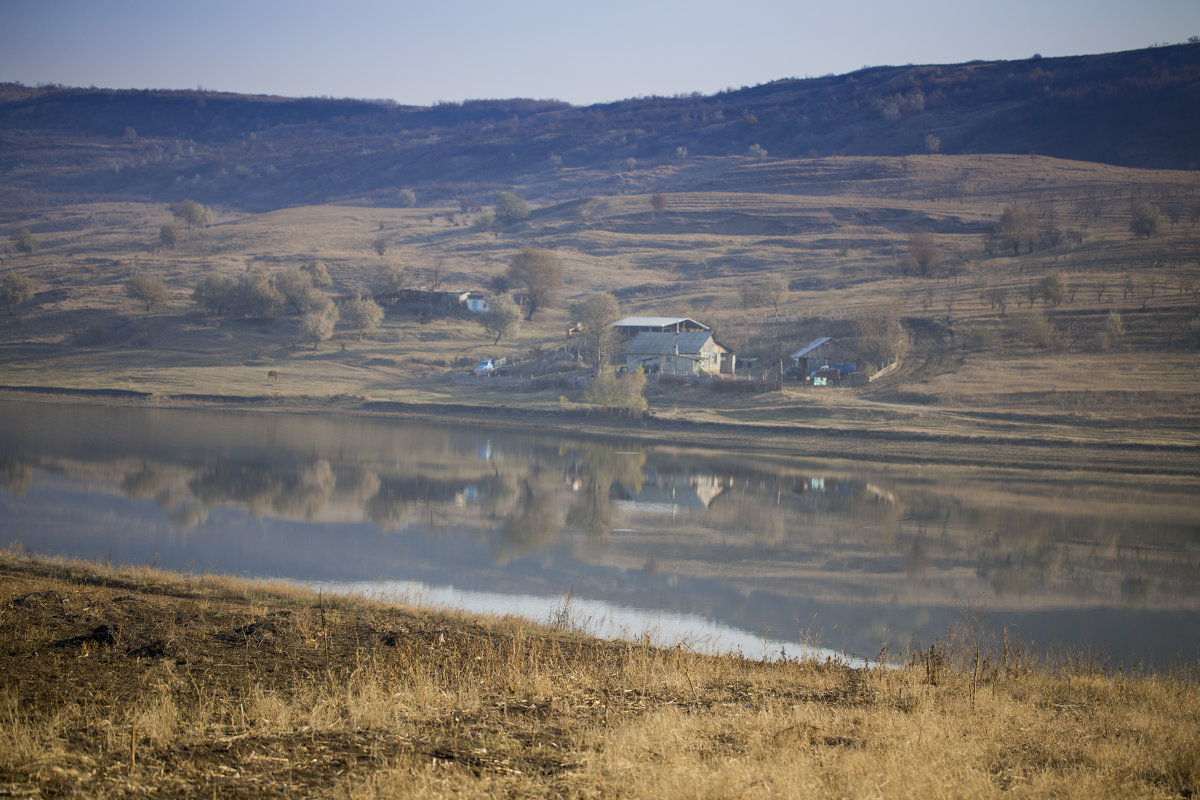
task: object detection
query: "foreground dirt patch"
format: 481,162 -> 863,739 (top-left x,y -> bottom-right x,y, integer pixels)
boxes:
1,554 -> 1197,798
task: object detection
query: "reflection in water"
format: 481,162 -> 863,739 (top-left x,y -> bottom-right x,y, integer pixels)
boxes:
1,399 -> 1198,667
1,457 -> 33,499
495,474 -> 562,565
567,448 -> 645,539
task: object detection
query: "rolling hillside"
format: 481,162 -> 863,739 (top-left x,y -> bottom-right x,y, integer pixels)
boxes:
1,44 -> 1198,215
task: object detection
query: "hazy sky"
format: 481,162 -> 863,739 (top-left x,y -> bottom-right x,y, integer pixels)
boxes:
3,0 -> 1198,106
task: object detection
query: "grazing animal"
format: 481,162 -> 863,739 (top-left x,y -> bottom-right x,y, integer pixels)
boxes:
267,370 -> 279,383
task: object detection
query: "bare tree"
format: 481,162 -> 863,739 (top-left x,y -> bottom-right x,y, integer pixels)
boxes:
171,200 -> 211,230
158,223 -> 181,248
478,293 -> 522,345
339,294 -> 384,340
506,246 -> 563,321
983,286 -> 1009,315
371,264 -> 409,312
1130,203 -> 1164,239
1098,311 -> 1125,350
1039,271 -> 1069,306
276,268 -> 324,314
741,281 -> 765,310
124,273 -> 168,311
0,273 -> 35,316
494,192 -> 530,224
907,231 -> 940,277
303,259 -> 332,288
10,227 -> 37,256
761,275 -> 789,315
301,301 -> 339,349
193,273 -> 237,316
569,293 -> 621,375
989,206 -> 1039,256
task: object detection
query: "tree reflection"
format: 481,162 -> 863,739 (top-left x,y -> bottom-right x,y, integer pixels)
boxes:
120,464 -> 170,499
566,447 -> 645,539
190,463 -> 283,519
493,474 -> 563,565
341,468 -> 381,505
272,459 -> 336,521
477,470 -> 520,519
1,458 -> 33,499
366,483 -> 410,533
167,503 -> 208,531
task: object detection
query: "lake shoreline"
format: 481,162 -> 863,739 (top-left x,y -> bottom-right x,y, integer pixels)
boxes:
3,550 -> 1197,797
3,384 -> 1198,479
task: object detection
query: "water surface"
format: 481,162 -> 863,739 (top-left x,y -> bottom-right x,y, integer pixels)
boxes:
2,399 -> 1197,667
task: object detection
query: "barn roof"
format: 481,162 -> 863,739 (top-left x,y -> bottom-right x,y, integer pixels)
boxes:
789,337 -> 832,359
612,316 -> 710,330
790,336 -> 865,361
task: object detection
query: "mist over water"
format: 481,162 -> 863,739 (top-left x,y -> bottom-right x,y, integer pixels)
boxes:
2,399 -> 1197,667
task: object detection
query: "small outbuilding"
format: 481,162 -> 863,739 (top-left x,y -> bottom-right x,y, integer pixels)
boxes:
465,293 -> 490,313
789,337 -> 868,382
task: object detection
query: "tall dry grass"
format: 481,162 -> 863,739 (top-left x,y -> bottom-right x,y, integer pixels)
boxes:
1,551 -> 1197,797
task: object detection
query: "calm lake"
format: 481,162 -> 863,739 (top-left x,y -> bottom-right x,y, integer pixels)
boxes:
2,399 -> 1198,668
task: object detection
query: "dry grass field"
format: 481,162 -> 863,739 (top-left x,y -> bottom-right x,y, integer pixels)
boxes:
1,155 -> 1198,465
2,549 -> 1198,799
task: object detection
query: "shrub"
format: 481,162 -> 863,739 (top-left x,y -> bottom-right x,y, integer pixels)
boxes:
158,223 -> 181,248
10,227 -> 37,255
124,273 -> 168,311
0,273 -> 35,316
585,367 -> 647,417
1098,311 -> 1125,350
1011,310 -> 1058,348
494,192 -> 529,224
1130,203 -> 1163,238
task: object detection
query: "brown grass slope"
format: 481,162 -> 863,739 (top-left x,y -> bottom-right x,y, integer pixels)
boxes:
2,551 -> 1198,798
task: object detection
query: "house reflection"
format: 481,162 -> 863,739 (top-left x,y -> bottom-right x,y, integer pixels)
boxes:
612,470 -> 729,516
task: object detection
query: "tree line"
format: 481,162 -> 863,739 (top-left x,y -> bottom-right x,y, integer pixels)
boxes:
192,260 -> 380,348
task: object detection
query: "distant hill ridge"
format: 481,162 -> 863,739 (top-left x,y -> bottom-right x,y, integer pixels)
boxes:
1,44 -> 1197,213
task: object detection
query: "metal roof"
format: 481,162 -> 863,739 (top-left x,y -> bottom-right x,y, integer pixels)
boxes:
789,337 -> 833,359
612,316 -> 710,330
